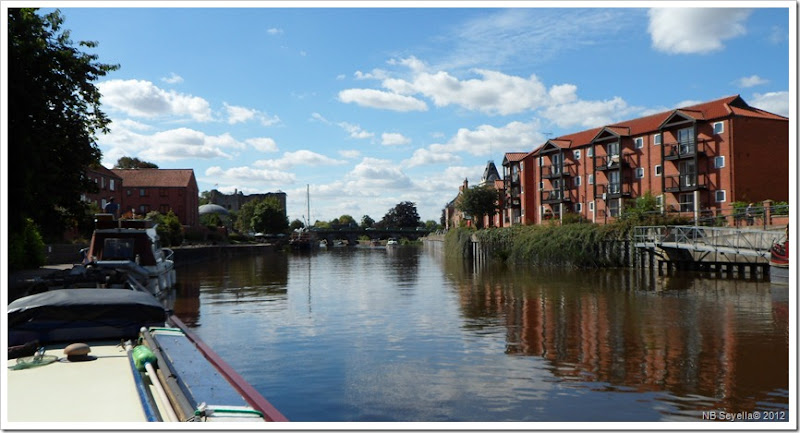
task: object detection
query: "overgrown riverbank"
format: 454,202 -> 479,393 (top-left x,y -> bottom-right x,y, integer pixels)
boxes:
444,223 -> 633,268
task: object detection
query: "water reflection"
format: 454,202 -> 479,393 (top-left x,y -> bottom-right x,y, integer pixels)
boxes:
173,245 -> 789,422
445,258 -> 789,415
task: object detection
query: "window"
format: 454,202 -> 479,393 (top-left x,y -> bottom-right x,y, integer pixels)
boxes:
139,188 -> 147,197
101,177 -> 106,189
634,137 -> 643,149
714,156 -> 725,168
127,189 -> 132,196
539,181 -> 544,190
608,141 -> 620,157
608,200 -> 620,217
588,174 -> 594,185
139,204 -> 150,214
589,201 -> 595,212
575,176 -> 582,186
655,165 -> 662,176
539,157 -> 543,166
109,179 -> 115,191
656,195 -> 663,208
635,167 -> 644,179
679,193 -> 694,212
574,150 -> 581,160
653,133 -> 662,146
160,204 -> 171,213
587,147 -> 594,157
715,190 -> 726,203
575,203 -> 582,212
713,122 -> 724,135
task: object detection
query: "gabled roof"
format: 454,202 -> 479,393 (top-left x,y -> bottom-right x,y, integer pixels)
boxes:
88,163 -> 122,180
503,152 -> 529,164
112,169 -> 196,188
480,161 -> 500,185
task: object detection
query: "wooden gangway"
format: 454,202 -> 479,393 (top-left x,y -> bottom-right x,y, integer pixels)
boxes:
633,225 -> 785,260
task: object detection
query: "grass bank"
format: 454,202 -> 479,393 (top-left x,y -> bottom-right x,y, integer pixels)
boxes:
445,222 -> 631,268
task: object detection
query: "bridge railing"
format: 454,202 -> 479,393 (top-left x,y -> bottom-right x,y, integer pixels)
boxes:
634,225 -> 785,257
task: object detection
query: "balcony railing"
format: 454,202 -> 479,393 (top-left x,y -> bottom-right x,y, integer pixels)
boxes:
664,173 -> 708,192
594,154 -> 628,171
595,182 -> 631,199
541,163 -> 575,178
664,139 -> 708,160
542,189 -> 573,204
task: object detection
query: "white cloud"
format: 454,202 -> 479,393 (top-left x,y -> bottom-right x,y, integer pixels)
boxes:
384,68 -> 549,115
205,165 -> 295,185
254,150 -> 347,170
541,97 -> 634,128
267,28 -> 283,35
381,132 -> 410,146
344,157 -> 413,190
735,75 -> 769,88
245,137 -> 279,153
338,88 -> 428,112
161,72 -> 184,84
429,120 -> 542,158
403,148 -> 460,168
338,149 -> 361,159
98,79 -> 213,122
338,122 -> 374,139
224,102 -> 280,126
648,8 -> 751,54
749,91 -> 789,117
99,124 -> 246,165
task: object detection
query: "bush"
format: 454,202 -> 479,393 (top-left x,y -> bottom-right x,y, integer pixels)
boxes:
9,218 -> 46,271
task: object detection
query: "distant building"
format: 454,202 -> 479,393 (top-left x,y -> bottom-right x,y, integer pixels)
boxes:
112,168 -> 199,227
207,189 -> 287,216
83,164 -> 123,212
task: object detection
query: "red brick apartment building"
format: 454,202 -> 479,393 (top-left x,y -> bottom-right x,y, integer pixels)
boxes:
83,164 -> 123,211
111,169 -> 199,227
500,95 -> 788,226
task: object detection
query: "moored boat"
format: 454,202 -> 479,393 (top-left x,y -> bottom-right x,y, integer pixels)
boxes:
289,228 -> 318,251
7,288 -> 287,423
770,240 -> 789,285
82,214 -> 176,298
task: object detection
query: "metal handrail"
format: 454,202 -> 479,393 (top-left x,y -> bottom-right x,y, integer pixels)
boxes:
633,225 -> 785,258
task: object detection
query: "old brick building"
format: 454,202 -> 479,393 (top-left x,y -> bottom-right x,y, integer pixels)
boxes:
112,168 -> 199,227
498,95 -> 788,226
83,164 -> 123,212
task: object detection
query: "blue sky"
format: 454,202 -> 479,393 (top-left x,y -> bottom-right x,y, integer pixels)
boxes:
33,3 -> 793,224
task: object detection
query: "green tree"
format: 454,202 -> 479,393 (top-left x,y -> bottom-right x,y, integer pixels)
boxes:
9,8 -> 118,241
360,215 -> 375,229
456,185 -> 498,229
147,211 -> 184,247
337,215 -> 356,227
251,198 -> 289,234
114,156 -> 158,169
379,201 -> 421,228
289,219 -> 305,231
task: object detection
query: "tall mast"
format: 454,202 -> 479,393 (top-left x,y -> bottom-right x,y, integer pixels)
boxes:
307,184 -> 310,227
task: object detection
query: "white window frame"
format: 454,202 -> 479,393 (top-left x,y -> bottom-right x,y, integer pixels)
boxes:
589,201 -> 595,212
635,167 -> 644,179
538,157 -> 543,166
574,150 -> 581,160
653,133 -> 662,146
634,137 -> 643,149
539,181 -> 544,191
715,190 -> 726,203
575,176 -> 582,186
588,174 -> 594,185
713,122 -> 724,135
587,147 -> 594,157
575,203 -> 582,213
714,156 -> 725,169
110,179 -> 115,191
655,165 -> 662,177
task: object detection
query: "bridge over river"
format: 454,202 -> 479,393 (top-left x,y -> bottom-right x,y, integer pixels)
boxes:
633,225 -> 786,277
311,227 -> 432,245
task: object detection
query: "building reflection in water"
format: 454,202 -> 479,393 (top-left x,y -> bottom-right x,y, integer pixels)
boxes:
445,258 -> 789,413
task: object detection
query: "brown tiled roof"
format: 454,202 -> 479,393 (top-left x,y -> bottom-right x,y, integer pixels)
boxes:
546,94 -> 786,149
112,169 -> 195,188
89,164 -> 122,180
503,152 -> 529,163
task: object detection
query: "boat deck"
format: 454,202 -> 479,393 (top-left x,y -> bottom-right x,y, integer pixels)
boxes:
7,341 -> 159,423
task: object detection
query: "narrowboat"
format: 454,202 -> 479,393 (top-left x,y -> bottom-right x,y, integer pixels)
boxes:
7,288 -> 287,423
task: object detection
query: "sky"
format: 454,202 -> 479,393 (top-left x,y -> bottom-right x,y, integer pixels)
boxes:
27,2 -> 794,224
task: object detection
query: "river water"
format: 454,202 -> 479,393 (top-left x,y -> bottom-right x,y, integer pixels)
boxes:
172,243 -> 790,424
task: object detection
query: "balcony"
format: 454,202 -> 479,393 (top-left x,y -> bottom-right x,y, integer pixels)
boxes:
664,173 -> 708,192
542,189 -> 573,204
595,182 -> 631,199
594,154 -> 627,171
664,139 -> 708,161
542,163 -> 575,179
